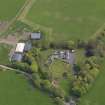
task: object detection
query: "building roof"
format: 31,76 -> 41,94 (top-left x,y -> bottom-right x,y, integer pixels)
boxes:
15,43 -> 25,53
12,53 -> 23,61
24,41 -> 32,51
31,32 -> 41,40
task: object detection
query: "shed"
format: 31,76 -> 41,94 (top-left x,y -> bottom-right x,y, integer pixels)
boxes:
30,32 -> 41,40
12,53 -> 23,62
15,43 -> 25,53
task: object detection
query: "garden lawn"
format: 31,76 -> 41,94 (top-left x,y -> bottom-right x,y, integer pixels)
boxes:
0,44 -> 11,65
59,79 -> 71,96
0,0 -> 26,20
49,60 -> 71,79
0,71 -> 55,105
26,0 -> 105,41
40,49 -> 54,62
79,59 -> 105,105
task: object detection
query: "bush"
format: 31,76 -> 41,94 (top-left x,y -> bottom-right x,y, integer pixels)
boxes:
54,97 -> 65,105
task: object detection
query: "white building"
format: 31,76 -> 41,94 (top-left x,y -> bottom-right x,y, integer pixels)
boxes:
15,43 -> 25,53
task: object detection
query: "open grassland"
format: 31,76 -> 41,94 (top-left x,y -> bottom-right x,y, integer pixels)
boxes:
79,59 -> 105,105
0,44 -> 11,65
25,0 -> 105,41
0,0 -> 26,21
0,71 -> 54,105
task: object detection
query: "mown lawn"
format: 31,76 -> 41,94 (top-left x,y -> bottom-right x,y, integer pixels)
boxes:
40,49 -> 54,62
0,44 -> 11,65
59,79 -> 71,96
26,0 -> 105,41
0,0 -> 26,20
49,60 -> 71,79
0,71 -> 55,105
79,59 -> 105,105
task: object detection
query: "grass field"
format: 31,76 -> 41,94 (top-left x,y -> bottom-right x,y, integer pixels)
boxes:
0,44 -> 11,64
0,0 -> 26,20
0,71 -> 55,105
79,59 -> 105,105
25,0 -> 105,41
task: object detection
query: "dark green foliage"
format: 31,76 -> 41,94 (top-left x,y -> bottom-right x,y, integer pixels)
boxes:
54,97 -> 64,105
12,62 -> 31,73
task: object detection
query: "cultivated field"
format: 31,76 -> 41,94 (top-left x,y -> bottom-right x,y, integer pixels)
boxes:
0,0 -> 26,20
24,0 -> 105,41
0,71 -> 54,105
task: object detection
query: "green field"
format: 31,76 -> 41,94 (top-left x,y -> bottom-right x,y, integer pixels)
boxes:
26,0 -> 105,41
0,44 -> 11,64
0,0 -> 26,20
79,59 -> 105,105
0,71 -> 54,105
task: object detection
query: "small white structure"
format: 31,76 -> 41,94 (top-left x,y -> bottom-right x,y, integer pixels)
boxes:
15,43 -> 25,53
71,50 -> 75,53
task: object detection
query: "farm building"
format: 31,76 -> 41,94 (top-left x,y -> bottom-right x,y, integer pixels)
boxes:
15,43 -> 25,53
24,41 -> 32,52
30,32 -> 42,40
12,53 -> 23,62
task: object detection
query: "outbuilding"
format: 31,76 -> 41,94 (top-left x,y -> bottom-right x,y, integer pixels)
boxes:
15,43 -> 25,53
30,32 -> 42,40
12,53 -> 23,62
24,41 -> 32,52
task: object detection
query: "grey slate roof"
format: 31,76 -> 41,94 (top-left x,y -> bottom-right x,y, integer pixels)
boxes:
24,41 -> 32,51
12,53 -> 23,62
31,32 -> 41,40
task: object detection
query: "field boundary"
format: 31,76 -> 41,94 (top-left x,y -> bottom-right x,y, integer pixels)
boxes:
18,0 -> 36,20
92,22 -> 105,39
21,18 -> 53,41
0,0 -> 32,36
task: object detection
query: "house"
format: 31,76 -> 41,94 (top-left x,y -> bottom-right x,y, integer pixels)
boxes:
15,43 -> 25,53
30,32 -> 42,40
59,51 -> 66,59
12,53 -> 23,62
24,41 -> 32,52
66,50 -> 71,60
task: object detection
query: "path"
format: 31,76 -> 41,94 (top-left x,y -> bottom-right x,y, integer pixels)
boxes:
18,0 -> 36,20
1,0 -> 33,35
0,35 -> 18,46
0,64 -> 33,80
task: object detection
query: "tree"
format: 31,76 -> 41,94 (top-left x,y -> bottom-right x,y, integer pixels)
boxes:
40,80 -> 52,91
54,97 -> 65,105
49,86 -> 66,98
30,61 -> 38,73
77,39 -> 87,48
89,68 -> 99,79
72,79 -> 87,97
32,73 -> 42,88
67,40 -> 75,49
12,62 -> 30,72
